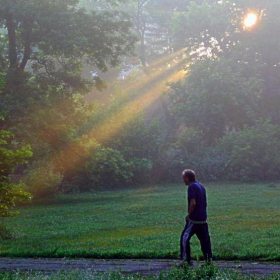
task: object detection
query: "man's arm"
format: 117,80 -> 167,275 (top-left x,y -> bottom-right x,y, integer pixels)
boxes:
186,198 -> 196,221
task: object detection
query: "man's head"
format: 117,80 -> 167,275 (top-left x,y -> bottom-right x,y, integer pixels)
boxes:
182,169 -> 196,185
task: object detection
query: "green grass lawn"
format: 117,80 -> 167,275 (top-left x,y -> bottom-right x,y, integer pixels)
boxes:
1,182 -> 280,260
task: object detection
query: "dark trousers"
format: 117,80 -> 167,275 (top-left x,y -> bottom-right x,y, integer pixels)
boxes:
180,220 -> 212,263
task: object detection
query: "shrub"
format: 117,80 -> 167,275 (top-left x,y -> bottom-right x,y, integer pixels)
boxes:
219,120 -> 280,181
0,128 -> 32,217
23,163 -> 63,199
84,146 -> 134,190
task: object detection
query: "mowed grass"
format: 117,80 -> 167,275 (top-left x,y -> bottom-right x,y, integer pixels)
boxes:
1,182 -> 280,260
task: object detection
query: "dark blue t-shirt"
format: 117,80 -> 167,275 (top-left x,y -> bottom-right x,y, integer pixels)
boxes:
188,181 -> 207,221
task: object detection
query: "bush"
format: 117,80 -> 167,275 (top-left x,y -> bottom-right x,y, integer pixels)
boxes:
162,126 -> 227,182
219,120 -> 280,181
84,146 -> 134,190
23,163 -> 63,199
0,223 -> 15,240
63,116 -> 159,192
0,128 -> 32,217
161,120 -> 280,182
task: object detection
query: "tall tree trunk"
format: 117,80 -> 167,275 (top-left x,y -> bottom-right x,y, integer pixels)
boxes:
19,19 -> 33,70
5,12 -> 18,70
2,11 -> 27,131
137,0 -> 147,68
140,35 -> 147,67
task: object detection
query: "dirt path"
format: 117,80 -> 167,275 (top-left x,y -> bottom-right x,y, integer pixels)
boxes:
0,258 -> 280,277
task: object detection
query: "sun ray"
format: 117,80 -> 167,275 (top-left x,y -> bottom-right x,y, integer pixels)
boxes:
23,50 -> 188,179
49,68 -> 186,172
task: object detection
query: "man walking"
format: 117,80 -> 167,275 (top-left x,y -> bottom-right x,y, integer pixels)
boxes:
180,169 -> 213,266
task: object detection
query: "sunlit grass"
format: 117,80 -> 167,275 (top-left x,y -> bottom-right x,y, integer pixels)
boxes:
1,183 -> 280,261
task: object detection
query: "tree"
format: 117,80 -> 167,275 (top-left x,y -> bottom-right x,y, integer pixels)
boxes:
165,57 -> 263,144
220,120 -> 280,181
155,0 -> 280,182
80,0 -> 191,68
171,0 -> 280,98
0,0 -> 137,117
0,123 -> 32,217
81,0 -> 155,67
168,0 -> 280,140
0,0 -> 138,195
130,0 -> 190,67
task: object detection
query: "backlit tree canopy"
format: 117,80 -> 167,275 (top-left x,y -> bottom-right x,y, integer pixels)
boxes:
0,0 -> 136,93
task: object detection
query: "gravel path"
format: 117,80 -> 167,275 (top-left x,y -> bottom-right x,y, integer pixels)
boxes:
0,258 -> 280,277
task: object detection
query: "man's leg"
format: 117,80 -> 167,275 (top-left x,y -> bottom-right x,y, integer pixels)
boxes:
196,223 -> 213,263
180,220 -> 195,264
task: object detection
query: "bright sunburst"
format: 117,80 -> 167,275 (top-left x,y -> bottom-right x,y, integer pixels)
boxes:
244,13 -> 258,28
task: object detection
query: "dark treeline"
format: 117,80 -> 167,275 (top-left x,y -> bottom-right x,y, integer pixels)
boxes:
1,0 -> 280,213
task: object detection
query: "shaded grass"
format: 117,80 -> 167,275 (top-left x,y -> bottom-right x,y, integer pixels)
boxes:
1,265 -> 280,280
1,183 -> 280,260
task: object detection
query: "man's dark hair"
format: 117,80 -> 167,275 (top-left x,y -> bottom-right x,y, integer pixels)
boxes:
182,169 -> 196,182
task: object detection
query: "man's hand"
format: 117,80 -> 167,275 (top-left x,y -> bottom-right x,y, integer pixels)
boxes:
186,198 -> 196,222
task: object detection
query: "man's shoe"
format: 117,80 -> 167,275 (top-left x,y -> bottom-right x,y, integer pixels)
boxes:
177,260 -> 194,268
200,259 -> 213,268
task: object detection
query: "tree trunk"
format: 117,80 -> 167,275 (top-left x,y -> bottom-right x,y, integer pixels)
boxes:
140,35 -> 147,67
19,19 -> 33,70
5,12 -> 18,70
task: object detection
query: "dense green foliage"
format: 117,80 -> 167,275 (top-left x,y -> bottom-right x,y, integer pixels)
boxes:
1,0 -> 280,200
1,183 -> 280,260
161,0 -> 280,181
0,0 -> 159,199
0,127 -> 32,217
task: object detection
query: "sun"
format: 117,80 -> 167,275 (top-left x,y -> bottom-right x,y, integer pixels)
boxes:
244,13 -> 258,28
